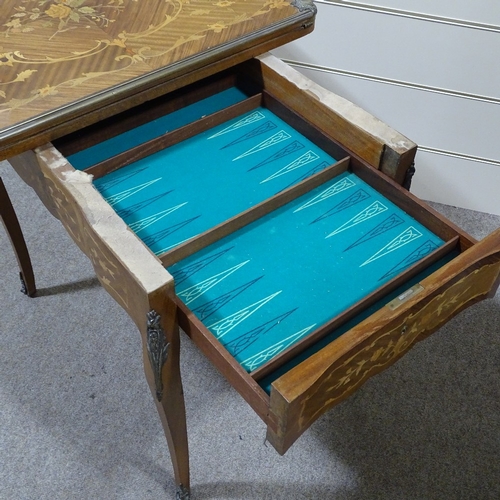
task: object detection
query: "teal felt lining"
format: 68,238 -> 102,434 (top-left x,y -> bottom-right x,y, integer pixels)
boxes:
68,87 -> 250,170
90,86 -> 447,377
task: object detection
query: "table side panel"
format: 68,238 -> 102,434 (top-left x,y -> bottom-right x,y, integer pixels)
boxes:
10,146 -> 172,329
267,228 -> 500,453
10,141 -> 193,493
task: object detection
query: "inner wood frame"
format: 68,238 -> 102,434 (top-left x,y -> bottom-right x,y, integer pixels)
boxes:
53,70 -> 249,157
77,76 -> 470,256
84,93 -> 264,180
52,61 -> 472,396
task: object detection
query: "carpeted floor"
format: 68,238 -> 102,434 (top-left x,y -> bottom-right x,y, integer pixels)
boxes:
1,159 -> 499,500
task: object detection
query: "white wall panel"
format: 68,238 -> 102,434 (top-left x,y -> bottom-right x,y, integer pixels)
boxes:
332,0 -> 500,26
271,2 -> 500,215
291,66 -> 500,166
273,3 -> 500,97
412,151 -> 500,216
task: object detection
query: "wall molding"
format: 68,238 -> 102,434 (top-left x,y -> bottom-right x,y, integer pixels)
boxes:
282,60 -> 500,168
282,59 -> 500,106
317,0 -> 500,34
418,146 -> 500,168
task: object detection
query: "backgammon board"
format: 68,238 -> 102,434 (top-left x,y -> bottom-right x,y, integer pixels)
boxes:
78,92 -> 448,384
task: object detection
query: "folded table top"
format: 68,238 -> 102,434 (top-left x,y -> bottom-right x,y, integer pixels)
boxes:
0,0 -> 315,159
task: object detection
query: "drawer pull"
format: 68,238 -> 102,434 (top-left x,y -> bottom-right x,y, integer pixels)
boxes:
401,324 -> 408,335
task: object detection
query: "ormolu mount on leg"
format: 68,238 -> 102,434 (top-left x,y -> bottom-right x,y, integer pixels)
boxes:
146,310 -> 170,402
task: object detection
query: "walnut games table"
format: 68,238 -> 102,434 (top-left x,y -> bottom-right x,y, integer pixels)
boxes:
1,2 -> 500,499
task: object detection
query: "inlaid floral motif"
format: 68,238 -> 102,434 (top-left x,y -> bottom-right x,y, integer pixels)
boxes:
207,21 -> 229,33
0,0 -> 297,122
3,0 -> 127,39
296,263 -> 500,431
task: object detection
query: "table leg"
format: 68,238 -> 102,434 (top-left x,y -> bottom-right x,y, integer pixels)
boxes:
10,149 -> 190,496
143,304 -> 191,499
0,177 -> 36,296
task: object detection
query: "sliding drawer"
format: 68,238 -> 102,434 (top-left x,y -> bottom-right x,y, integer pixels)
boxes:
10,55 -> 500,459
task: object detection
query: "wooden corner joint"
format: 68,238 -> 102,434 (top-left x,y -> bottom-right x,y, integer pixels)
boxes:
380,143 -> 418,186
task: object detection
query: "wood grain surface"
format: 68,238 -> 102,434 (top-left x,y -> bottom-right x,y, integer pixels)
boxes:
249,54 -> 418,181
0,0 -> 314,158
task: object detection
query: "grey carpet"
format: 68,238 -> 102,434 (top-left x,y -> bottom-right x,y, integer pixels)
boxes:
1,159 -> 499,500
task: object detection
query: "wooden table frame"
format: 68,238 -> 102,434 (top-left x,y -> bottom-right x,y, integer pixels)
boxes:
5,55 -> 500,499
5,2 -> 476,497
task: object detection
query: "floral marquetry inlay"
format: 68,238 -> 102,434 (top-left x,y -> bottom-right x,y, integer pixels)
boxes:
0,0 -> 310,154
3,0 -> 123,38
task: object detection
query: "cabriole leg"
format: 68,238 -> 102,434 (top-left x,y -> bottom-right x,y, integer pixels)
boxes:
143,305 -> 190,499
0,177 -> 36,297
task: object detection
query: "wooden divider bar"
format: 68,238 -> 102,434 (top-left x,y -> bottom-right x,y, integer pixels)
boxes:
159,156 -> 350,267
84,94 -> 263,180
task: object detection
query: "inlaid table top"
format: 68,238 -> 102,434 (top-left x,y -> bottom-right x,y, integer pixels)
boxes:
0,0 -> 315,159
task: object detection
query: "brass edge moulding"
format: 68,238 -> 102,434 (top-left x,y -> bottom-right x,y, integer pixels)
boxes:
387,284 -> 425,310
292,0 -> 317,15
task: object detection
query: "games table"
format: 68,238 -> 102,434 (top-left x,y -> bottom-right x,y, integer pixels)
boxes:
2,2 -> 500,499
